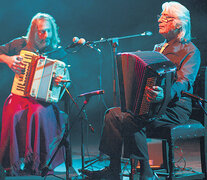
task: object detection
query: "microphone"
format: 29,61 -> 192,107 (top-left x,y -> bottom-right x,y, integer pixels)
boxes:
72,36 -> 79,43
66,37 -> 86,49
79,90 -> 104,98
141,31 -> 153,36
181,91 -> 207,103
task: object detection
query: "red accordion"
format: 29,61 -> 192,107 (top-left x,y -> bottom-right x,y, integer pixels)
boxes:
117,51 -> 176,117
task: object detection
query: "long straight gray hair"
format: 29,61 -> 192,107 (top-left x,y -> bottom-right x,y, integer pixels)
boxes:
26,12 -> 60,49
162,1 -> 191,42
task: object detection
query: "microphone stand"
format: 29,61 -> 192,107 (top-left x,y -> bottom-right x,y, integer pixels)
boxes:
79,97 -> 91,173
63,87 -> 95,178
68,94 -> 96,178
86,31 -> 152,45
197,100 -> 207,116
41,109 -> 72,179
87,31 -> 152,106
112,38 -> 119,106
62,87 -> 96,178
41,85 -> 95,180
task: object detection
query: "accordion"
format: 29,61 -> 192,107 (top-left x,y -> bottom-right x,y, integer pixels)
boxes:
117,51 -> 176,117
11,50 -> 67,103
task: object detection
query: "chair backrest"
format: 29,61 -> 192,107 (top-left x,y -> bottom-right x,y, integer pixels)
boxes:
190,66 -> 207,126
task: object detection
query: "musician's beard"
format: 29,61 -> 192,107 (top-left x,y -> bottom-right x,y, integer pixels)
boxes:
35,39 -> 52,52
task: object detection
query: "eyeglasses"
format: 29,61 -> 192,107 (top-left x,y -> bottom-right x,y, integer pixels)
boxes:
157,14 -> 175,22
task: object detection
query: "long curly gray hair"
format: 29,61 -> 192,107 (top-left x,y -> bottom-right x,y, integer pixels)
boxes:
26,12 -> 60,49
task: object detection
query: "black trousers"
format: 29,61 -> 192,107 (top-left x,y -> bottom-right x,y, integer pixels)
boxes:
99,97 -> 192,161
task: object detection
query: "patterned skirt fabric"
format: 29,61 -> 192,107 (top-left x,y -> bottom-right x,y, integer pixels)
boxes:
0,94 -> 67,176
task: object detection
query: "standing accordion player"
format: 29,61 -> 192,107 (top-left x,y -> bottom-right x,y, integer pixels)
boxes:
11,50 -> 68,103
117,51 -> 176,117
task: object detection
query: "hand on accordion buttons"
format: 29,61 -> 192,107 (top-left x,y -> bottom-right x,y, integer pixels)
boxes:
9,55 -> 24,74
145,86 -> 164,103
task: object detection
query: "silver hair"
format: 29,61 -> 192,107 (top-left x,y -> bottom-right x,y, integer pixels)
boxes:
26,12 -> 60,49
162,1 -> 191,42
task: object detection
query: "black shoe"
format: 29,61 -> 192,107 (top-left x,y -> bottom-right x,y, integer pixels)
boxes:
80,167 -> 121,180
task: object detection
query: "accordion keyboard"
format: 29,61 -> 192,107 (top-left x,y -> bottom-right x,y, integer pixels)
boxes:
11,50 -> 37,96
139,77 -> 156,115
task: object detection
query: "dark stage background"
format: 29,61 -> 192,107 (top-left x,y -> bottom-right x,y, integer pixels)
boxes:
0,0 -> 207,147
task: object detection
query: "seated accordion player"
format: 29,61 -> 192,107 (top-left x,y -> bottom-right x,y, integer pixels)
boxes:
117,51 -> 176,118
11,50 -> 68,103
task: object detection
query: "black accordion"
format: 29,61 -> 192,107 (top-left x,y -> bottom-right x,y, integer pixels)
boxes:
117,51 -> 176,117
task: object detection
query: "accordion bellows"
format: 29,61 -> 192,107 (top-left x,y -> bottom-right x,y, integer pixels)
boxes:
117,51 -> 176,117
11,50 -> 67,103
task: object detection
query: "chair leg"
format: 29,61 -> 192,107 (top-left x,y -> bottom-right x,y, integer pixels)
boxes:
130,158 -> 136,180
162,140 -> 169,172
200,136 -> 207,179
168,139 -> 175,180
129,158 -> 139,180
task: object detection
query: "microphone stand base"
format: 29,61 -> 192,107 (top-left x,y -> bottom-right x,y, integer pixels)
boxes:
67,166 -> 78,178
65,167 -> 86,180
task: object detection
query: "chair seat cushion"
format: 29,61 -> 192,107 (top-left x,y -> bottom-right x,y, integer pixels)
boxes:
147,119 -> 205,141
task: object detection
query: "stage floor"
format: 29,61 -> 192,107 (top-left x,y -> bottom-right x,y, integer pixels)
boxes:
4,138 -> 202,180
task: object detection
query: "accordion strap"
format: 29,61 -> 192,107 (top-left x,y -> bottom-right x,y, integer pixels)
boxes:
157,72 -> 172,116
